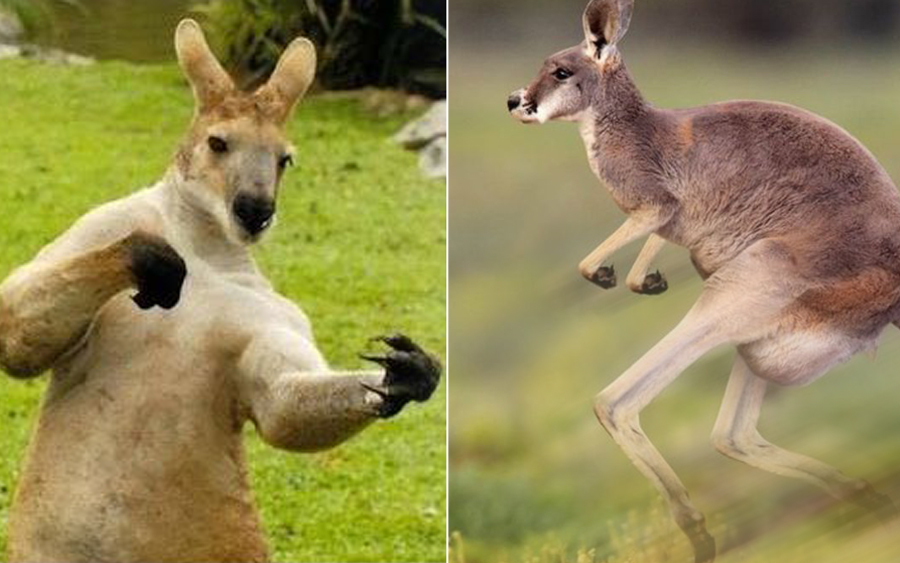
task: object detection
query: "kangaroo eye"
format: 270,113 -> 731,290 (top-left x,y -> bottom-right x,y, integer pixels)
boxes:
278,154 -> 294,170
552,68 -> 573,81
208,136 -> 228,154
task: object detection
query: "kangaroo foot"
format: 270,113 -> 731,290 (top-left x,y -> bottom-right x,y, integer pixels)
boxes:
690,530 -> 716,563
851,482 -> 898,523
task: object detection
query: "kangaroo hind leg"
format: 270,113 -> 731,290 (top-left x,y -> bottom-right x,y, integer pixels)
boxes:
711,355 -> 897,521
594,238 -> 800,563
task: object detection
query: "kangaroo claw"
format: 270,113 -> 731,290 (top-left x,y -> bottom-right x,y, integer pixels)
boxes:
360,333 -> 442,418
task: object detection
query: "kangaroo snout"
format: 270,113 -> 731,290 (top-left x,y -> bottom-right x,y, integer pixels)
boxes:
233,193 -> 275,237
508,89 -> 539,123
507,93 -> 522,112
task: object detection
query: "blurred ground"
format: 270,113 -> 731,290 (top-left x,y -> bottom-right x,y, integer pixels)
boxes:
448,3 -> 900,561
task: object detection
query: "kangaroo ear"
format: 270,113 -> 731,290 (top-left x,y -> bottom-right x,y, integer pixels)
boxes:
582,0 -> 633,60
174,19 -> 234,112
254,38 -> 317,125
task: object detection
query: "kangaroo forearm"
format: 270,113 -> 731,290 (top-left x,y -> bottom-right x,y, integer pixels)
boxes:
252,370 -> 383,452
0,241 -> 133,377
579,210 -> 668,278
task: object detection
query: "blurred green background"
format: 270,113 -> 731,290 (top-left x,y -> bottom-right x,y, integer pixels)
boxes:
449,1 -> 900,562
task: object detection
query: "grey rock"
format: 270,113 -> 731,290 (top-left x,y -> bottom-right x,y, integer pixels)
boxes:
419,136 -> 447,179
0,43 -> 21,59
4,43 -> 94,65
0,10 -> 22,43
395,100 -> 447,178
395,100 -> 447,149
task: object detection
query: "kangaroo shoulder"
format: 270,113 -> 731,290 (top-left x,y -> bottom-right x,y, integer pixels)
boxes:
35,187 -> 165,264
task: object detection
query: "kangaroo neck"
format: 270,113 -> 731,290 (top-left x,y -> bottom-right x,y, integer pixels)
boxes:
158,170 -> 257,275
578,62 -> 663,208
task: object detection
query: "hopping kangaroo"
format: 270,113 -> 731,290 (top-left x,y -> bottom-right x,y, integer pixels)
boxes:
0,19 -> 440,563
509,0 -> 899,561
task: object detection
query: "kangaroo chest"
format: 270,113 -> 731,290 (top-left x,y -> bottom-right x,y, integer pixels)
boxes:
9,263 -> 278,563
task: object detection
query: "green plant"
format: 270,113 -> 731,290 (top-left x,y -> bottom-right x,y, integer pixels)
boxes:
192,0 -> 446,96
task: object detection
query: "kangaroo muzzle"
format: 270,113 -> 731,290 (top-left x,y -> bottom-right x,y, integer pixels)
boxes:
507,89 -> 539,123
233,194 -> 275,236
507,93 -> 522,112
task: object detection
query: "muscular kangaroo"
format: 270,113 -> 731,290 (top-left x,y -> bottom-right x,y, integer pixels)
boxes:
0,19 -> 440,562
508,1 -> 899,561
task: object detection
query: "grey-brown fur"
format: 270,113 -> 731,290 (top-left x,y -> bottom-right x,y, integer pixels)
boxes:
508,0 -> 900,561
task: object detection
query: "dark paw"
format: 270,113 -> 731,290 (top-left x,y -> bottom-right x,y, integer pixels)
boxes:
638,270 -> 668,295
587,265 -> 617,289
680,519 -> 716,563
360,334 -> 442,418
125,233 -> 187,310
691,531 -> 716,563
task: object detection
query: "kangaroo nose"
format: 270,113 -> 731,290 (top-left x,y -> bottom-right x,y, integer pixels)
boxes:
507,94 -> 521,112
233,194 -> 275,236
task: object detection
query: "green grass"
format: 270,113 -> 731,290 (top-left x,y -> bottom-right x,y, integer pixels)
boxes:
0,59 -> 446,562
449,39 -> 900,563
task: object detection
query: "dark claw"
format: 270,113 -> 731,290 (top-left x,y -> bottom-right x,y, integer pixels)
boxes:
360,381 -> 389,398
359,354 -> 390,368
587,265 -> 617,289
370,333 -> 419,352
360,333 -> 442,418
638,270 -> 668,295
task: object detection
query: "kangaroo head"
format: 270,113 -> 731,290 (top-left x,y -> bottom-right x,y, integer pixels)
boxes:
173,19 -> 315,244
508,0 -> 633,124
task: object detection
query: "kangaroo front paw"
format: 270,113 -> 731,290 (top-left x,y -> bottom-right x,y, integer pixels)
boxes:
360,334 -> 442,418
587,265 -> 617,289
637,270 -> 668,295
125,232 -> 187,310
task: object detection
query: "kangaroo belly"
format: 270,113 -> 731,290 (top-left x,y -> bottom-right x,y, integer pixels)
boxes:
7,320 -> 267,563
8,392 -> 268,563
9,482 -> 268,563
738,329 -> 870,386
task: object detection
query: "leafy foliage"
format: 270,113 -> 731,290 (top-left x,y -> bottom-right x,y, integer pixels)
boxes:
192,0 -> 446,96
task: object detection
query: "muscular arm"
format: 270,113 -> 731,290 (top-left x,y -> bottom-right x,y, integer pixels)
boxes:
235,327 -> 440,452
0,199 -> 186,377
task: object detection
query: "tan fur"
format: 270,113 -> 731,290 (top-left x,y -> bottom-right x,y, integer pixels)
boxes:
0,20 -> 416,563
624,233 -> 666,292
509,1 -> 900,560
255,38 -> 316,124
677,117 -> 694,149
0,236 -> 140,377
